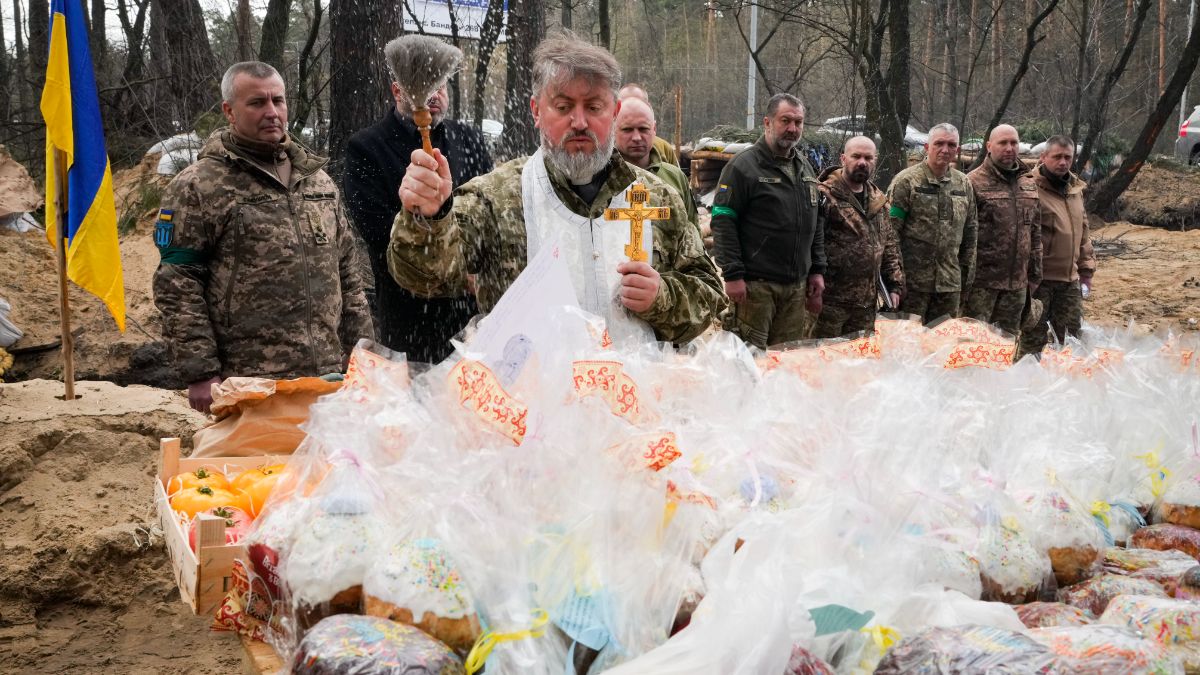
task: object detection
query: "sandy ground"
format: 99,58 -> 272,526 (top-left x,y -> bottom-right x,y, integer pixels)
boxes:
1086,220 -> 1200,333
0,380 -> 241,674
0,152 -> 1196,673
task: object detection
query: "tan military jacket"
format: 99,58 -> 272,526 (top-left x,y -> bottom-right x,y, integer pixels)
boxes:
1034,167 -> 1096,283
152,129 -> 374,383
388,151 -> 726,344
887,162 -> 978,294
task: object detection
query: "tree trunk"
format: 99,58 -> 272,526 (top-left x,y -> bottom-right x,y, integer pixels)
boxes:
91,0 -> 107,73
28,0 -> 49,87
12,0 -> 26,112
561,0 -> 571,29
157,0 -> 219,128
259,0 -> 291,73
473,0 -> 505,129
236,0 -> 253,60
1076,0 -> 1152,172
289,0 -> 323,134
1087,5 -> 1200,215
328,0 -> 399,173
446,0 -> 463,120
113,0 -> 150,123
971,0 -> 1061,170
1069,0 -> 1090,141
501,0 -> 544,158
598,0 -> 610,48
1157,0 -> 1166,94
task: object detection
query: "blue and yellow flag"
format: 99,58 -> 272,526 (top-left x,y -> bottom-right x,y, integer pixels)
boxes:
40,0 -> 125,331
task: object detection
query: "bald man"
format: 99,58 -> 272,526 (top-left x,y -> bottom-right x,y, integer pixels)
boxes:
964,124 -> 1042,335
615,97 -> 698,230
618,83 -> 680,166
812,136 -> 904,338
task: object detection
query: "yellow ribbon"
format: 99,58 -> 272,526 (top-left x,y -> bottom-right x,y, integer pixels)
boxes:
464,609 -> 549,675
858,625 -> 901,669
1135,448 -> 1172,498
1091,501 -> 1112,528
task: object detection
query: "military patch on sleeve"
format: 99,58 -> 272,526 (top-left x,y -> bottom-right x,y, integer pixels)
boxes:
154,209 -> 174,248
718,183 -> 729,193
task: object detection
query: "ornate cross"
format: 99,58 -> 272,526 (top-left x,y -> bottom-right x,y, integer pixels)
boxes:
603,182 -> 670,263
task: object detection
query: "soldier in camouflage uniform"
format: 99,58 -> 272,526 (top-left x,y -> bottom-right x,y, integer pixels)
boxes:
812,136 -> 904,339
1019,135 -> 1096,357
887,123 -> 977,325
153,62 -> 374,413
964,124 -> 1043,334
390,35 -> 724,344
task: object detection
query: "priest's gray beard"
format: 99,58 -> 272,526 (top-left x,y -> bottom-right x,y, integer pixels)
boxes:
542,128 -> 614,185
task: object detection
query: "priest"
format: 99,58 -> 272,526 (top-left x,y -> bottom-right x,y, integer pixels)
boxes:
388,32 -> 725,344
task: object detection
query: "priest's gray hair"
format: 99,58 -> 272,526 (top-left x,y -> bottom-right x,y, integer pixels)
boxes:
221,62 -> 283,103
531,32 -> 623,100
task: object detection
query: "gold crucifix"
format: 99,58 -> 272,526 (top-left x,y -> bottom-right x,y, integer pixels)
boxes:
603,182 -> 670,263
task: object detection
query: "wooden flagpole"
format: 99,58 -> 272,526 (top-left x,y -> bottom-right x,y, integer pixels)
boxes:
53,148 -> 76,400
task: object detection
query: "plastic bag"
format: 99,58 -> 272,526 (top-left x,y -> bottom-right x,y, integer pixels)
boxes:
291,615 -> 465,674
1029,624 -> 1183,673
873,625 -> 1058,674
0,298 -> 22,348
1100,594 -> 1200,671
192,376 -> 342,457
1057,573 -> 1168,616
1131,524 -> 1200,560
1015,602 -> 1094,629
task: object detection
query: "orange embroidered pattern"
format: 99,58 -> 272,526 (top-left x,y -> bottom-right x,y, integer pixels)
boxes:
449,360 -> 529,445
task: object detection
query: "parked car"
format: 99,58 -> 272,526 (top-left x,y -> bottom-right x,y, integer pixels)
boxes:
1177,105 -> 1200,165
815,115 -> 929,150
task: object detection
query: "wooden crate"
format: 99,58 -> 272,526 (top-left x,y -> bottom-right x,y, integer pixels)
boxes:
240,633 -> 285,674
155,437 -> 279,615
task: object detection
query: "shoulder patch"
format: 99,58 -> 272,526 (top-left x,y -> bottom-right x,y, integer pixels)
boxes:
154,209 -> 174,248
718,183 -> 729,193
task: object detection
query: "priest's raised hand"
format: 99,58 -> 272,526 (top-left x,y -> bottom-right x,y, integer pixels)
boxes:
398,148 -> 453,217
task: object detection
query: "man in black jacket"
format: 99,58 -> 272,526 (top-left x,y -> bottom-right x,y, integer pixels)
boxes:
342,38 -> 493,363
710,93 -> 826,348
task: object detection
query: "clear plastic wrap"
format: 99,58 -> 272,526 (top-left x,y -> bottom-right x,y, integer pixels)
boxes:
1131,524 -> 1200,560
1015,601 -> 1094,629
291,615 -> 465,675
1100,594 -> 1200,671
1029,624 -> 1184,673
1105,547 -> 1199,575
1057,573 -> 1169,616
873,625 -> 1058,674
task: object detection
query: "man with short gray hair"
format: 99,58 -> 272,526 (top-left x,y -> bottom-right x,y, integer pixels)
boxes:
389,33 -> 724,345
710,92 -> 826,348
886,122 -> 977,324
153,61 -> 374,413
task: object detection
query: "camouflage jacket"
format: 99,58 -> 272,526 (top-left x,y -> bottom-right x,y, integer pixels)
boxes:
817,167 -> 905,308
152,129 -> 374,383
886,162 -> 978,294
967,155 -> 1043,290
388,151 -> 726,343
647,146 -> 698,231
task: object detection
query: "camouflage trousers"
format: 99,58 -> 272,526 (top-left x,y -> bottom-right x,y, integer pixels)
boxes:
1018,280 -> 1083,357
727,280 -> 813,348
963,287 -> 1027,334
899,290 -> 961,326
812,303 -> 876,339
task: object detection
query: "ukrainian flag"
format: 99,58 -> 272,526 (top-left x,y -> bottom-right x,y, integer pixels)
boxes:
40,0 -> 125,331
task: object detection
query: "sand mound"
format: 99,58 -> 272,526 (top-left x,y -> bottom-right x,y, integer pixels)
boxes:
1115,163 -> 1200,231
2,154 -> 178,388
0,145 -> 41,217
0,379 -> 241,674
